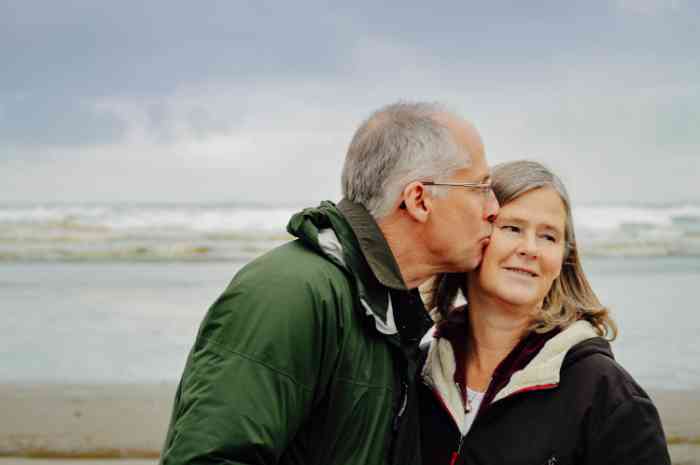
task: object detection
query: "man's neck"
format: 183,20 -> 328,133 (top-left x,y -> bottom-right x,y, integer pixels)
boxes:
377,218 -> 439,289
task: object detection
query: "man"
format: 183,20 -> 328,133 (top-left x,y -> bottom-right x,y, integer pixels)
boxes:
160,102 -> 498,465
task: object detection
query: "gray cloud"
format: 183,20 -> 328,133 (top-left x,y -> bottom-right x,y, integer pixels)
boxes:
3,1 -> 696,98
1,1 -> 349,97
0,0 -> 698,203
0,94 -> 127,149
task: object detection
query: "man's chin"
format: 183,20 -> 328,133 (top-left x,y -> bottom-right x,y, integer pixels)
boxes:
445,249 -> 485,273
463,252 -> 484,272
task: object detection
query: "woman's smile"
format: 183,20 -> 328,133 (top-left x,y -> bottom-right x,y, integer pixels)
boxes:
502,266 -> 538,278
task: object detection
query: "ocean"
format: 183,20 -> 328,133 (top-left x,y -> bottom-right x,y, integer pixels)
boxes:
2,202 -> 699,262
1,202 -> 699,389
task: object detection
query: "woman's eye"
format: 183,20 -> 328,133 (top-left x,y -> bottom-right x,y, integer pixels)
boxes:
542,234 -> 557,243
502,225 -> 520,233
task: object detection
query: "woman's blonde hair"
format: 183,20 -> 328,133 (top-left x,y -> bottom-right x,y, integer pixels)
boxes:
431,160 -> 617,339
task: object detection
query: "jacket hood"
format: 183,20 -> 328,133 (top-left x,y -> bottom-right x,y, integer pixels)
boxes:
287,201 -> 351,263
561,334 -> 614,370
286,200 -> 400,335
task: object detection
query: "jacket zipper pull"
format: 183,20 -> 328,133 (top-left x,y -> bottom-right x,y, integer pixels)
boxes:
450,434 -> 464,465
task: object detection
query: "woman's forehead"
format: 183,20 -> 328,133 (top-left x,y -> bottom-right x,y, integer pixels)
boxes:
499,188 -> 567,231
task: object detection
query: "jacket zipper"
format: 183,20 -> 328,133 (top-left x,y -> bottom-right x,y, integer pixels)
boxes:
450,433 -> 465,465
449,380 -> 474,465
424,379 -> 468,465
392,381 -> 408,432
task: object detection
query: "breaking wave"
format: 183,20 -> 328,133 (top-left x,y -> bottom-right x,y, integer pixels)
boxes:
1,202 -> 699,261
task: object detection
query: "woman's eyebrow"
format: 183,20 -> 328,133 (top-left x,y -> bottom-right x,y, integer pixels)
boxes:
495,215 -> 526,224
496,217 -> 563,233
541,223 -> 564,235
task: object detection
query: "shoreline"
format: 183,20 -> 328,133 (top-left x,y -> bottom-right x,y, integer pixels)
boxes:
1,382 -> 698,463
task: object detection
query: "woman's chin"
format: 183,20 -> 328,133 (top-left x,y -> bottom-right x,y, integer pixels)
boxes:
493,291 -> 540,311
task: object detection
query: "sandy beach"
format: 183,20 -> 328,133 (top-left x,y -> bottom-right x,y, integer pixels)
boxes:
0,383 -> 698,464
0,384 -> 172,458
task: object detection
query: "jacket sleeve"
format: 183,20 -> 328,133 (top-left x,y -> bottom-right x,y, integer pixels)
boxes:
160,261 -> 344,465
586,395 -> 671,465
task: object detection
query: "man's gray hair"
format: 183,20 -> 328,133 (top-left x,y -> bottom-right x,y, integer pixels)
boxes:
341,102 -> 471,218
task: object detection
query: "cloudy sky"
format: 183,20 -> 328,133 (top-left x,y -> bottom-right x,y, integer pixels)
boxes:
1,0 -> 698,206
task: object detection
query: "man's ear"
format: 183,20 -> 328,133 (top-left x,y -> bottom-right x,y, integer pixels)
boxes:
401,182 -> 432,223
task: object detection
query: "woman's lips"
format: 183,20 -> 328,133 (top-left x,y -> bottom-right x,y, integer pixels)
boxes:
504,267 -> 538,277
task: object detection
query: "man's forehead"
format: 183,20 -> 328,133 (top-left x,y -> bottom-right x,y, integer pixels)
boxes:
443,114 -> 490,180
454,161 -> 490,181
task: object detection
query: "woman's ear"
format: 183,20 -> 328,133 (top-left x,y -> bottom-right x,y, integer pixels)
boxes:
401,181 -> 431,223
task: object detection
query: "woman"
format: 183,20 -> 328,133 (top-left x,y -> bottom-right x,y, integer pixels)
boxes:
419,161 -> 670,465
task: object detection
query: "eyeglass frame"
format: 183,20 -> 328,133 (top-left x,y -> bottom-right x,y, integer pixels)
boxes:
421,180 -> 494,195
398,179 -> 494,209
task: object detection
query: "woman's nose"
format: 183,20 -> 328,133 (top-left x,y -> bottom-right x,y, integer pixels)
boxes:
517,234 -> 538,258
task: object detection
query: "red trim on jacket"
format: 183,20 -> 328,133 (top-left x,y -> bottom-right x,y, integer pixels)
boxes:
511,383 -> 558,395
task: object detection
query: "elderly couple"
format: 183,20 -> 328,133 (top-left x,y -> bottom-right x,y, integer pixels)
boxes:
160,102 -> 670,465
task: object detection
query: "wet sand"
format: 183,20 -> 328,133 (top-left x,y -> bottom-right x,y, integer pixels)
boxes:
0,384 -> 172,458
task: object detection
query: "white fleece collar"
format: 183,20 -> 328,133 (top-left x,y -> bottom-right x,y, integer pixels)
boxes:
422,319 -> 599,432
492,320 -> 598,402
422,335 -> 468,434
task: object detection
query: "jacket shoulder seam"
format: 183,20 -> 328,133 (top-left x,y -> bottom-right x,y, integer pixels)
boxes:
203,337 -> 315,392
335,376 -> 394,390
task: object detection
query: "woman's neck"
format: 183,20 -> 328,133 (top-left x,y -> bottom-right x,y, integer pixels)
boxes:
465,292 -> 534,391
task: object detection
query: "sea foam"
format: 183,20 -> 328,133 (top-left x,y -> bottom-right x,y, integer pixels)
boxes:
1,202 -> 699,261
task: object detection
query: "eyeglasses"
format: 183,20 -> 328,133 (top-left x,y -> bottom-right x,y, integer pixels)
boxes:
398,179 -> 494,210
422,180 -> 493,195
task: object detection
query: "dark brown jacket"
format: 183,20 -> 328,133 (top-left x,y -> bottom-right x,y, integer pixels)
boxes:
419,314 -> 670,465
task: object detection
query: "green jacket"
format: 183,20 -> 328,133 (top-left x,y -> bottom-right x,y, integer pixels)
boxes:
161,199 -> 432,465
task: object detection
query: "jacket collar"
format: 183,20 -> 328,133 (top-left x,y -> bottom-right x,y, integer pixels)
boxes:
422,316 -> 599,434
492,320 -> 599,402
337,198 -> 408,291
286,199 -> 409,335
